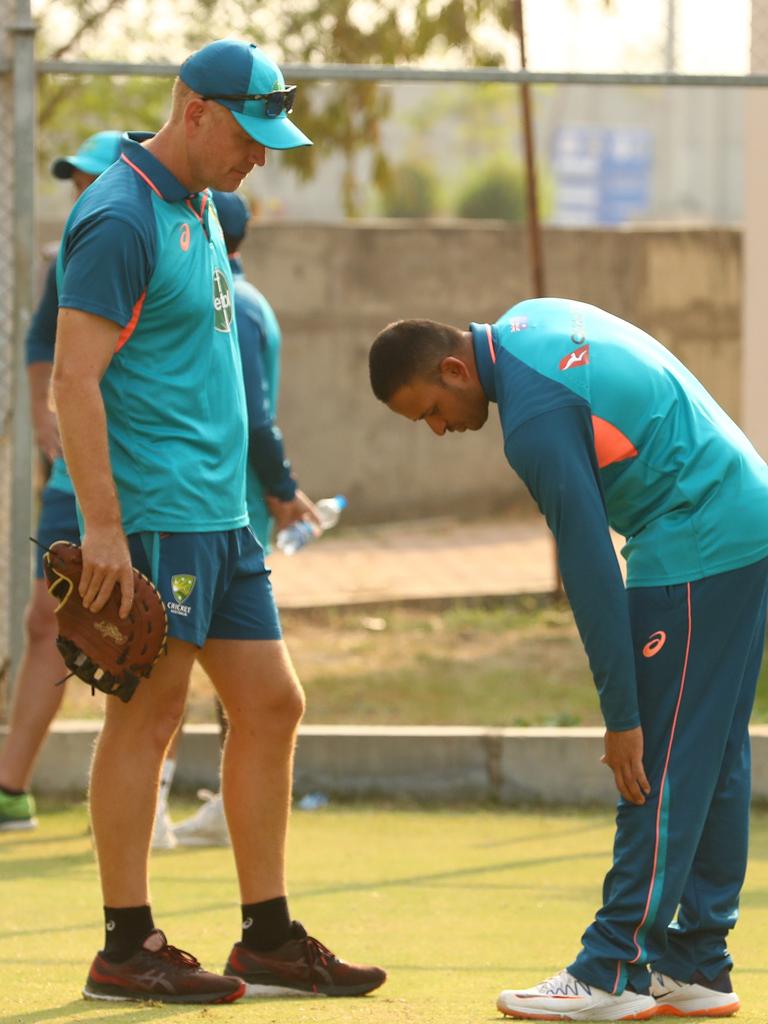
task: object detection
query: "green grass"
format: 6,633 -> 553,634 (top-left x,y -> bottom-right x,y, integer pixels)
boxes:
2,802 -> 768,1022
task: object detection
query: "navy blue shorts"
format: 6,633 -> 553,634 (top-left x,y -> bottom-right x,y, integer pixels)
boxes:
35,486 -> 80,579
128,526 -> 282,647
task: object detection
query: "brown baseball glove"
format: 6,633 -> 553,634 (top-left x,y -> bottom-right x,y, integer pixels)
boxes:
42,540 -> 168,703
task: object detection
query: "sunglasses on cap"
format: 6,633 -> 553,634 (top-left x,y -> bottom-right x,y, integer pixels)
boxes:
202,85 -> 297,118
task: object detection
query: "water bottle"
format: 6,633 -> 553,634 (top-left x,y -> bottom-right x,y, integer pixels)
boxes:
276,495 -> 347,556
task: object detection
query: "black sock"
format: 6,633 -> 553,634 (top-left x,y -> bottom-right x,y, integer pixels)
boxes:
101,905 -> 155,963
0,784 -> 25,797
240,897 -> 292,951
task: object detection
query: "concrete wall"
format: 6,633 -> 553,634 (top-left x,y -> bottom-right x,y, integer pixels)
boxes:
14,722 -> 768,806
40,220 -> 741,524
241,222 -> 741,522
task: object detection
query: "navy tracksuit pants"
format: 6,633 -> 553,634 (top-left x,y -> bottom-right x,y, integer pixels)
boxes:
568,556 -> 768,995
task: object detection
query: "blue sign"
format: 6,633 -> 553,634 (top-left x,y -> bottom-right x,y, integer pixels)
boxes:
551,125 -> 653,226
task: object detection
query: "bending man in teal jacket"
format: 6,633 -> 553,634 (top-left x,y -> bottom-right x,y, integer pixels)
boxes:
369,298 -> 768,1021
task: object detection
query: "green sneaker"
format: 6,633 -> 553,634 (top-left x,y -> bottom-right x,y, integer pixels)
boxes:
0,790 -> 37,831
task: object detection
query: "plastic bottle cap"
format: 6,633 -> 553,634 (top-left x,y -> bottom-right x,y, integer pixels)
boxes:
333,495 -> 348,510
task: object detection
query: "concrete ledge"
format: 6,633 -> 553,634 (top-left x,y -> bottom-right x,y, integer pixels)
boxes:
7,722 -> 768,805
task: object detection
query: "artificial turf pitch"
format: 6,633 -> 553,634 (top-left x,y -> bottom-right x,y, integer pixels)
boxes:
2,803 -> 767,1023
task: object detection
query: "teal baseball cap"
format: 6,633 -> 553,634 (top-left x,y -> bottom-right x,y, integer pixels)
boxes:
179,39 -> 312,151
51,129 -> 122,179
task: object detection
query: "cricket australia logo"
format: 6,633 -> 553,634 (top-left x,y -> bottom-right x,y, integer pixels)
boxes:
168,574 -> 196,618
212,267 -> 234,332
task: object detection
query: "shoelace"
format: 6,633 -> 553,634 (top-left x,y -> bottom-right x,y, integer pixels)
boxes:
303,934 -> 339,967
154,943 -> 201,971
540,971 -> 590,996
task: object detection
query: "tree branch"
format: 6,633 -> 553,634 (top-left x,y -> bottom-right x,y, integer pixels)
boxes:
49,0 -> 129,61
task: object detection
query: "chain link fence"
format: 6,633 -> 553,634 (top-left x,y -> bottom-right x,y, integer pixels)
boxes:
3,0 -> 768,711
0,0 -> 15,703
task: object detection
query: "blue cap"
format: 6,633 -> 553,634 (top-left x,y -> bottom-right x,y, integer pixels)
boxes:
210,190 -> 251,241
179,39 -> 312,151
51,130 -> 122,180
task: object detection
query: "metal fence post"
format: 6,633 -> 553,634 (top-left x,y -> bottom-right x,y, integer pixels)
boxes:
4,0 -> 36,703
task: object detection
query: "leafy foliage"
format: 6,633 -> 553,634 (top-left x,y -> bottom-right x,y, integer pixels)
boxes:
35,0 -> 521,214
379,161 -> 439,218
454,159 -> 528,220
453,156 -> 553,221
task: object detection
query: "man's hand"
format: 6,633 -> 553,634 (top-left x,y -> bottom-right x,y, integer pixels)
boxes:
80,525 -> 135,619
601,726 -> 651,805
266,489 -> 322,533
32,404 -> 62,463
28,363 -> 62,462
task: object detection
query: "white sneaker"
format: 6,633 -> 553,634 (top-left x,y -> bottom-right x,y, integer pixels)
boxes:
497,969 -> 658,1020
650,970 -> 740,1017
172,790 -> 230,847
151,802 -> 177,850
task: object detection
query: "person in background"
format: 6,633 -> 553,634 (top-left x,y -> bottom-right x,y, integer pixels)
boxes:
155,189 -> 318,849
0,131 -> 122,831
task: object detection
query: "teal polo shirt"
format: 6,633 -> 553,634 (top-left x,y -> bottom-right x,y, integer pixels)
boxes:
57,133 -> 248,535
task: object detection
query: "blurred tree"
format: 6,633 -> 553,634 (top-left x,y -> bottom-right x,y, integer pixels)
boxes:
35,0 -> 610,213
455,160 -> 527,220
379,161 -> 439,217
454,157 -> 552,220
35,0 -> 518,214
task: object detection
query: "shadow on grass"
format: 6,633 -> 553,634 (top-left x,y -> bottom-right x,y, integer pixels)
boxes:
298,848 -> 607,899
0,1001 -> 213,1024
0,901 -> 236,942
0,849 -> 94,880
0,830 -> 89,849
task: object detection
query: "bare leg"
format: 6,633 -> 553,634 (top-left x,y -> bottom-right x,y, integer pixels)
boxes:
0,579 -> 69,791
90,638 -> 197,906
198,639 -> 304,903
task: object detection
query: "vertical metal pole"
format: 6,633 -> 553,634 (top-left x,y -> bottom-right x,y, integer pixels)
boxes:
514,0 -> 546,298
743,0 -> 768,457
9,0 -> 36,691
665,0 -> 677,73
514,0 -> 560,593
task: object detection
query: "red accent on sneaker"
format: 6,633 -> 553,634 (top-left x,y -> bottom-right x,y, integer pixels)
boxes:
84,930 -> 245,1004
224,922 -> 386,997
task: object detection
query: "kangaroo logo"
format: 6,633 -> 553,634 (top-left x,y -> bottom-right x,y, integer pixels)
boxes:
94,620 -> 127,645
560,344 -> 590,371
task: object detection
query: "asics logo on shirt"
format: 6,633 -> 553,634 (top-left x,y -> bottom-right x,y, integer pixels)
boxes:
179,223 -> 191,252
643,630 -> 667,658
559,344 -> 590,371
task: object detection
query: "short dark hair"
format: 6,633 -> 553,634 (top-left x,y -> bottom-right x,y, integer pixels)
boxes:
368,319 -> 464,402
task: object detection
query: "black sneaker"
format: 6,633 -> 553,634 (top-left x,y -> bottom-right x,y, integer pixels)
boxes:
224,921 -> 386,997
83,929 -> 245,1003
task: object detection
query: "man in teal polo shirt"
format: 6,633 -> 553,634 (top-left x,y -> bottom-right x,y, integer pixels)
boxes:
54,40 -> 385,1005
